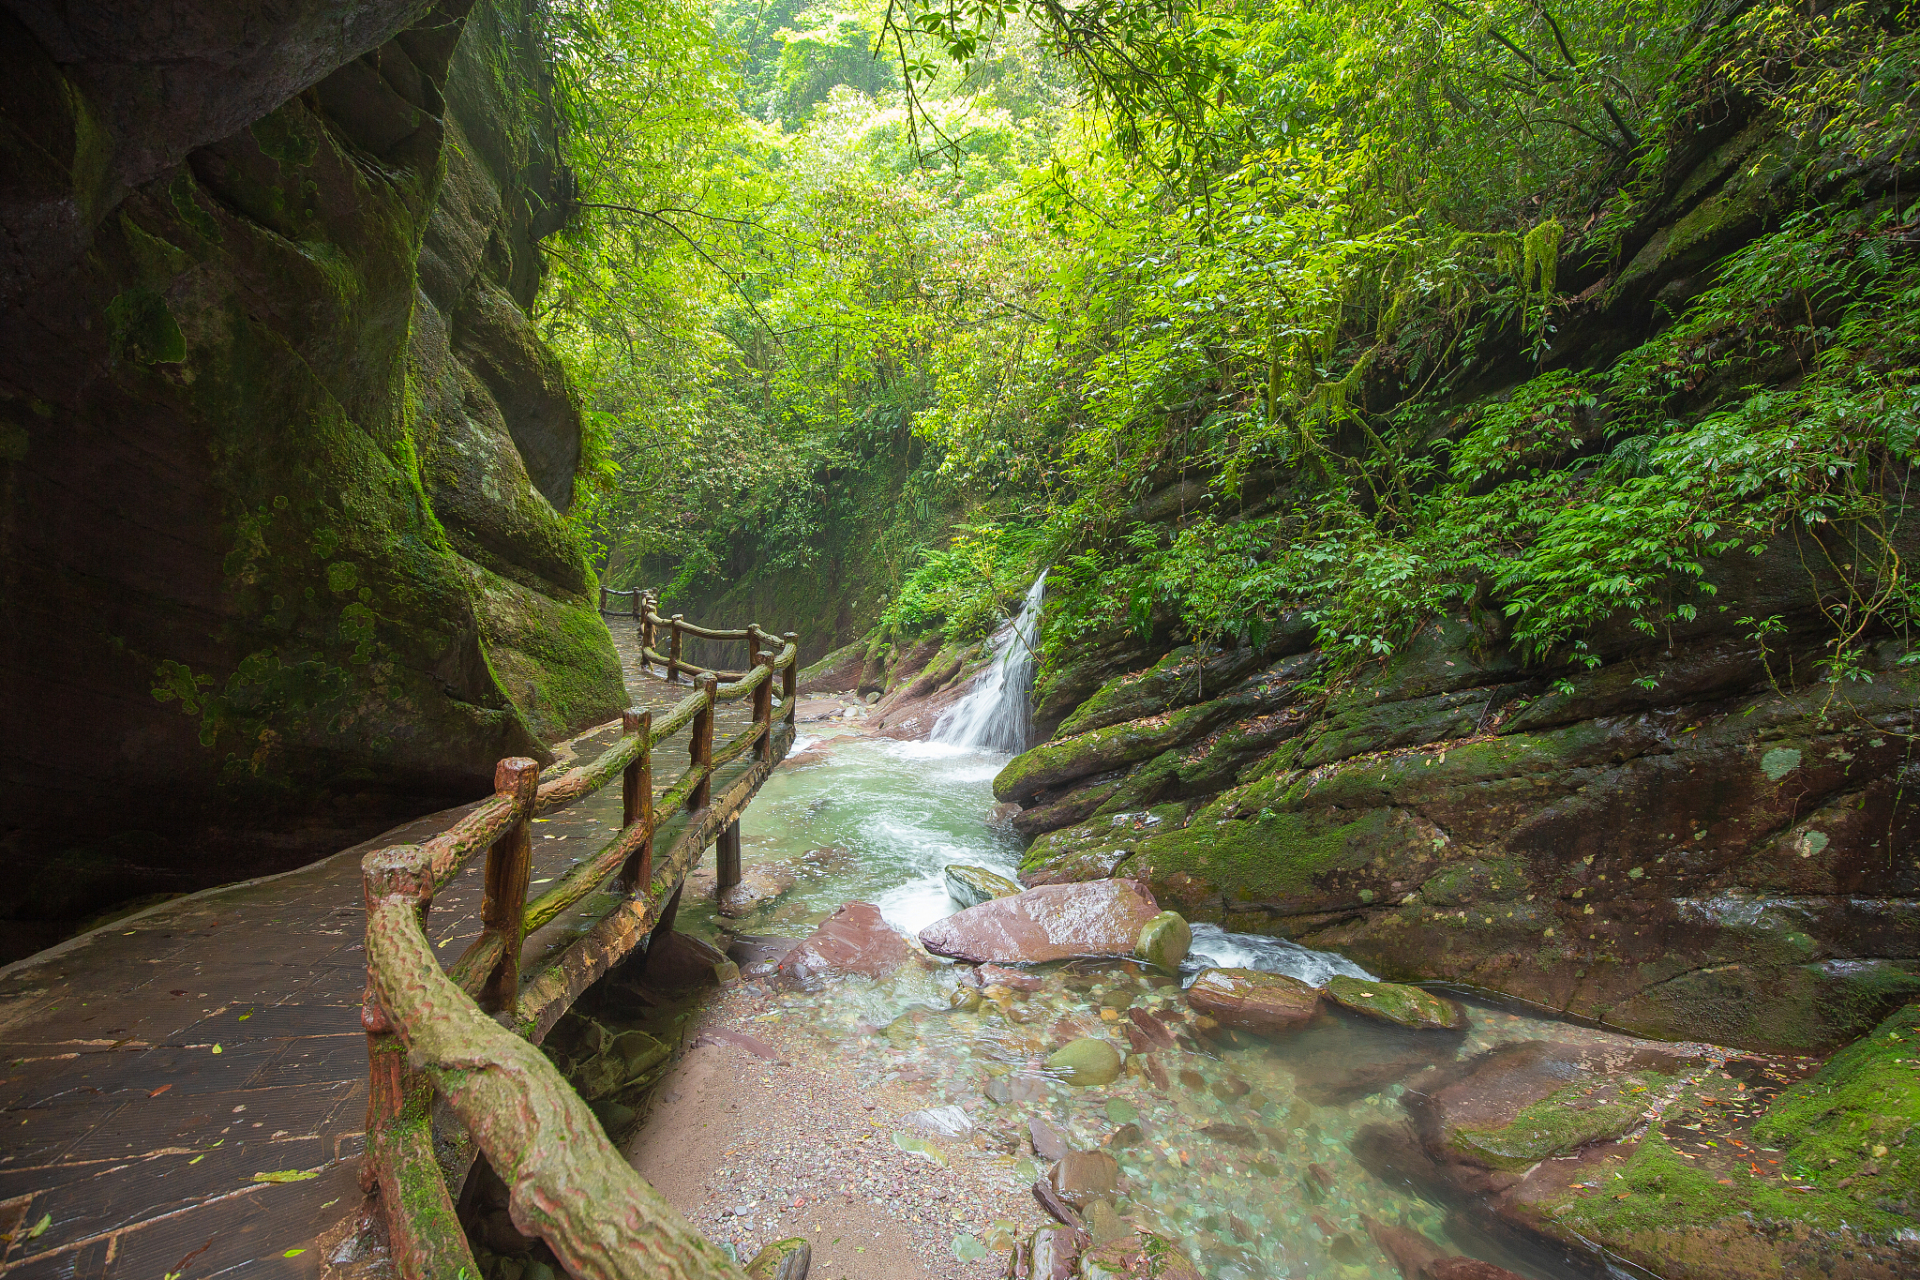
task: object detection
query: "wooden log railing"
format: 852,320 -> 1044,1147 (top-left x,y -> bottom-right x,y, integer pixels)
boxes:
598,588 -> 796,687
360,625 -> 802,1280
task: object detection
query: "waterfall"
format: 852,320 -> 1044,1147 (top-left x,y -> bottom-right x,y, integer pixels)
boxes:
930,571 -> 1047,753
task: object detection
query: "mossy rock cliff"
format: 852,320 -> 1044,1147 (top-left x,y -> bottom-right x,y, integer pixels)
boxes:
0,0 -> 621,938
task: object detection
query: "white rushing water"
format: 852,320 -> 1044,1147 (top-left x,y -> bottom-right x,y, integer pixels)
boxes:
930,570 -> 1047,754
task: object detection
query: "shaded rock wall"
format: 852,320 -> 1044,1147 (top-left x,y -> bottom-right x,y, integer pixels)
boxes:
0,0 -> 622,938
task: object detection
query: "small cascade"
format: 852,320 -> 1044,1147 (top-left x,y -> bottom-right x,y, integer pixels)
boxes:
930,570 -> 1047,753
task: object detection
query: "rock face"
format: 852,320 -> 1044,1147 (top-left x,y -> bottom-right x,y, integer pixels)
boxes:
1001,600 -> 1920,1051
0,0 -> 623,939
775,902 -> 909,986
1351,1004 -> 1920,1280
918,880 -> 1163,964
1326,976 -> 1467,1031
945,863 -> 1023,908
1186,968 -> 1322,1035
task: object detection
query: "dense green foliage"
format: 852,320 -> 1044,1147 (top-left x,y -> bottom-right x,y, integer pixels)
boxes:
541,0 -> 1920,677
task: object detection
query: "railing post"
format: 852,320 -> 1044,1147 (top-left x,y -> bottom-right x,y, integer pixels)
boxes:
668,614 -> 684,684
640,594 -> 655,673
479,758 -> 540,1013
753,648 -> 774,764
782,631 -> 799,707
632,591 -> 640,619
598,586 -> 607,612
717,821 -> 741,893
689,672 -> 716,811
620,708 -> 653,896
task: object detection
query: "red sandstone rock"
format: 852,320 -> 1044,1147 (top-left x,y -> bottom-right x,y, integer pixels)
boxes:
775,902 -> 908,986
959,962 -> 1044,991
1186,967 -> 1322,1035
918,881 -> 1161,964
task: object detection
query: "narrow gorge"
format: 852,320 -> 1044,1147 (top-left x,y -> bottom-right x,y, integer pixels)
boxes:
3,2 -> 1918,1280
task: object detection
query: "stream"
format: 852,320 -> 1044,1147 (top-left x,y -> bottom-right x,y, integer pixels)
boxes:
667,720 -> 1617,1279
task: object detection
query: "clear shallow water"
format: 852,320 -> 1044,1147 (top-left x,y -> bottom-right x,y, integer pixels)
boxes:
693,726 -> 1603,1279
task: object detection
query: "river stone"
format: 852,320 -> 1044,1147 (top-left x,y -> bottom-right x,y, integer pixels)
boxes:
717,868 -> 797,918
644,930 -> 730,988
945,863 -> 1023,908
1326,974 -> 1467,1030
1186,967 -> 1321,1035
1031,1117 -> 1073,1159
1076,1230 -> 1204,1280
743,1238 -> 811,1280
918,880 -> 1163,964
776,902 -> 908,986
959,962 -> 1043,992
1046,1037 -> 1123,1086
1049,1150 -> 1120,1209
1133,911 -> 1191,970
1030,1225 -> 1085,1280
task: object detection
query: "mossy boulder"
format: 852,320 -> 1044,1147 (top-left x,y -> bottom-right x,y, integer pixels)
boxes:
1076,1230 -> 1205,1280
743,1238 -> 811,1280
994,700 -> 1234,807
1326,975 -> 1466,1031
945,863 -> 1022,908
1047,1037 -> 1124,1086
1057,643 -> 1272,739
1134,911 -> 1192,971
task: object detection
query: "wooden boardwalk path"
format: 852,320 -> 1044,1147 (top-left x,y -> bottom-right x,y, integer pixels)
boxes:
0,624 -> 759,1280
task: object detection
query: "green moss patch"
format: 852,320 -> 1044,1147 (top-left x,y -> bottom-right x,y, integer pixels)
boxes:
1325,975 -> 1465,1030
1751,1001 -> 1920,1223
1453,1072 -> 1671,1170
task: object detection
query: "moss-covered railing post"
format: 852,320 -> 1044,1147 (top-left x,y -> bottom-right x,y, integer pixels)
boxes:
620,708 -> 654,896
690,673 -> 716,811
753,648 -> 774,765
479,759 -> 539,1012
361,839 -> 483,1280
781,632 -> 798,706
640,596 -> 656,670
668,614 -> 685,684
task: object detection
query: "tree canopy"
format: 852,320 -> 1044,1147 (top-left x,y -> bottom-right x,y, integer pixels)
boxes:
537,0 -> 1920,681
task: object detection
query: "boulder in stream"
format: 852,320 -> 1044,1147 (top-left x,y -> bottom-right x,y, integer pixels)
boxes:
1133,910 -> 1191,970
1027,1224 -> 1087,1280
742,1237 -> 811,1280
945,863 -> 1023,908
1326,975 -> 1467,1031
717,868 -> 797,918
1076,1230 -> 1205,1280
1046,1037 -> 1124,1086
918,880 -> 1162,964
1186,967 -> 1322,1035
775,902 -> 908,986
1049,1149 -> 1120,1209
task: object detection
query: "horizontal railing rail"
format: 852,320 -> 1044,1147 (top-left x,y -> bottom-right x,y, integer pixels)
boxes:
600,589 -> 796,685
362,618 -> 801,1280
